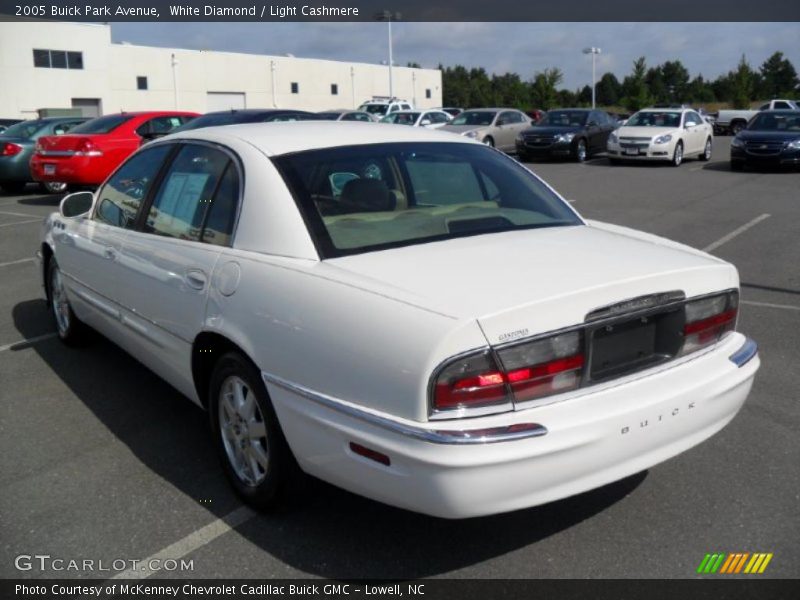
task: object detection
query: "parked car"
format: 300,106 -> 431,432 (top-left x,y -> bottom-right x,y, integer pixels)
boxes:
607,108 -> 714,166
39,121 -> 758,518
713,99 -> 799,135
730,110 -> 800,171
173,109 -> 318,135
524,109 -> 546,123
379,110 -> 451,129
516,108 -> 617,163
0,117 -> 88,194
357,97 -> 413,118
31,111 -> 197,189
0,118 -> 22,135
440,107 -> 464,118
317,110 -> 377,122
441,108 -> 531,152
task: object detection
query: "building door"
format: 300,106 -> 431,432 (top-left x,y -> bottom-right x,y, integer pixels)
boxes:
206,92 -> 246,112
71,98 -> 102,118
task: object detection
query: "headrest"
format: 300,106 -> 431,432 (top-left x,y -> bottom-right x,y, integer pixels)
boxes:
339,178 -> 395,212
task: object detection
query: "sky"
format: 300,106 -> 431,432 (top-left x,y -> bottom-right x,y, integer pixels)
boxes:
111,22 -> 800,90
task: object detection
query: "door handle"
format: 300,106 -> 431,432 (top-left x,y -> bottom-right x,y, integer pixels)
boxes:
184,269 -> 208,290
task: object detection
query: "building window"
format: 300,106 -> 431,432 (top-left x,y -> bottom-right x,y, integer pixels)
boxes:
331,84 -> 338,95
137,76 -> 148,90
291,82 -> 299,94
425,88 -> 432,99
32,49 -> 84,70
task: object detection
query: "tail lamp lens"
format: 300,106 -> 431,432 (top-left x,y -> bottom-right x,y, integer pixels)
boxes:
432,332 -> 585,413
498,332 -> 584,403
1,143 -> 22,157
681,291 -> 738,355
75,139 -> 102,156
433,351 -> 509,411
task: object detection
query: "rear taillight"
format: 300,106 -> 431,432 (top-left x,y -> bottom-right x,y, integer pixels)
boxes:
74,139 -> 102,157
498,332 -> 584,403
432,331 -> 586,414
680,291 -> 738,355
433,352 -> 510,412
1,142 -> 22,157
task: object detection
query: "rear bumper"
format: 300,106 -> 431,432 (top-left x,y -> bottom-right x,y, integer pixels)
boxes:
266,333 -> 759,518
30,154 -> 107,185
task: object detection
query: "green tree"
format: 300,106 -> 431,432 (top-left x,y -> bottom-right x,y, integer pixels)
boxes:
730,54 -> 756,109
530,68 -> 563,110
621,57 -> 652,111
596,72 -> 621,106
759,52 -> 799,98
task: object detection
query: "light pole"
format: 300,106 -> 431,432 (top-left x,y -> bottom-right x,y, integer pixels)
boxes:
375,10 -> 401,98
582,47 -> 601,108
171,53 -> 179,109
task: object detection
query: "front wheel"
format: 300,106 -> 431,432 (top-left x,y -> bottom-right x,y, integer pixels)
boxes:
209,352 -> 298,510
574,139 -> 588,163
482,136 -> 494,147
41,182 -> 68,194
671,141 -> 684,167
48,258 -> 86,345
700,138 -> 712,161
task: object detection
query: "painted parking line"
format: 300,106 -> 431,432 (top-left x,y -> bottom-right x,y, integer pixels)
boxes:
111,506 -> 257,580
0,209 -> 40,218
742,300 -> 800,312
0,218 -> 41,228
703,213 -> 771,253
0,257 -> 35,268
0,332 -> 57,353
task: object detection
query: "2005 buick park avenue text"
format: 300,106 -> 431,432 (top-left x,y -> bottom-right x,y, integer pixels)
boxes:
18,4 -> 361,18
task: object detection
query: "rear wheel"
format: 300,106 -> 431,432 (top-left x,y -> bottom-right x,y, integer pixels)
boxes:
671,141 -> 684,167
482,136 -> 494,147
41,182 -> 68,194
700,138 -> 712,161
209,352 -> 298,510
48,258 -> 86,345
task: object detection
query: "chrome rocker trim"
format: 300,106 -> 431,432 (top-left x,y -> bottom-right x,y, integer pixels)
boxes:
729,337 -> 758,368
261,372 -> 548,445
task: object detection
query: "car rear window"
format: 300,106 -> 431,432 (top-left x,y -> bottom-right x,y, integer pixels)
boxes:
1,120 -> 47,138
70,114 -> 134,134
273,142 -> 581,258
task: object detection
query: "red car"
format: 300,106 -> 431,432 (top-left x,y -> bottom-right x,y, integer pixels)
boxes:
30,111 -> 197,188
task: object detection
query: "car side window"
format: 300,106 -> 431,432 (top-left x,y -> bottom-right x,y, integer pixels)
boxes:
774,101 -> 790,109
136,116 -> 186,137
144,144 -> 232,242
759,103 -> 770,110
202,163 -> 240,246
95,145 -> 172,229
431,112 -> 449,124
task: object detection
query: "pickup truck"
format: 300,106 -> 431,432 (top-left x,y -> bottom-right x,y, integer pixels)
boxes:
713,99 -> 800,135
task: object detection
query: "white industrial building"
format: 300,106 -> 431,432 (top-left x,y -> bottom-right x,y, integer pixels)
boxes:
0,21 -> 443,119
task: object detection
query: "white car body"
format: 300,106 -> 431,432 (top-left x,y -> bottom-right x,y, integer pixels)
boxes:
608,108 -> 714,165
38,122 -> 758,519
379,109 -> 451,129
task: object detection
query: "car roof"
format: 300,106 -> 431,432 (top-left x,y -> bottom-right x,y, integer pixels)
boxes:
547,108 -> 591,112
165,121 -> 474,156
202,109 -> 312,116
462,108 -> 505,112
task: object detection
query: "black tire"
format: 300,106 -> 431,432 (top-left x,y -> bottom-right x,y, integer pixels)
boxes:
482,136 -> 494,147
671,141 -> 684,167
40,182 -> 68,194
574,138 -> 588,163
0,181 -> 26,195
730,121 -> 745,136
47,257 -> 87,346
209,352 -> 298,511
730,160 -> 744,172
699,137 -> 713,162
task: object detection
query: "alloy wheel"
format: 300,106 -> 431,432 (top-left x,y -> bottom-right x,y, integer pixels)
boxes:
218,375 -> 269,486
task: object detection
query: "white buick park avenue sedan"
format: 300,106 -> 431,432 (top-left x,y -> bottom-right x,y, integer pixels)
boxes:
38,122 -> 759,519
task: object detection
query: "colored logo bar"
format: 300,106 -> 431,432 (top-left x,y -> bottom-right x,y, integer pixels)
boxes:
697,553 -> 773,574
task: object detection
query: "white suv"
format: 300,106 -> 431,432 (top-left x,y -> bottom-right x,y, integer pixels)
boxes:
358,98 -> 413,119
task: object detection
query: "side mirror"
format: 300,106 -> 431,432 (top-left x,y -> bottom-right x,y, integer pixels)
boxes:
420,119 -> 432,126
59,191 -> 94,218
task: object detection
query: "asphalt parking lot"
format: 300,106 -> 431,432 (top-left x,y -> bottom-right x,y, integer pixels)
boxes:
1,137 -> 798,580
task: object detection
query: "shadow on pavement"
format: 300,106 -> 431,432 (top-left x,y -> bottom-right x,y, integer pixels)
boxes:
12,298 -> 647,578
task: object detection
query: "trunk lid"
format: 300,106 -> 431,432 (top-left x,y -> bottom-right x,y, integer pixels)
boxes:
321,222 -> 737,345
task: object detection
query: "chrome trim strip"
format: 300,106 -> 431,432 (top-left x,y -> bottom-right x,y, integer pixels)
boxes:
729,337 -> 758,368
37,150 -> 75,157
261,372 -> 547,445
